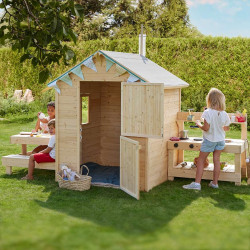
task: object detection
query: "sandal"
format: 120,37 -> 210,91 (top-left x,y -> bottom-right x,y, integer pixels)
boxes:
21,175 -> 34,180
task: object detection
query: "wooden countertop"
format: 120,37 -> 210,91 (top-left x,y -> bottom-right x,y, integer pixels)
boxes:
167,137 -> 247,154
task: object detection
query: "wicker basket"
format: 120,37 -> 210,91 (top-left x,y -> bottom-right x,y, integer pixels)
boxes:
57,165 -> 92,191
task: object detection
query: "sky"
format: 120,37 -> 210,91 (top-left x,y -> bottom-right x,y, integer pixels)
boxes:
186,0 -> 250,37
0,0 -> 249,38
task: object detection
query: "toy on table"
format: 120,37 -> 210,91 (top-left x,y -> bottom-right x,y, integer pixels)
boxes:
187,109 -> 194,121
192,157 -> 209,168
220,162 -> 227,170
175,162 -> 187,168
170,137 -> 180,141
190,125 -> 199,129
236,109 -> 247,122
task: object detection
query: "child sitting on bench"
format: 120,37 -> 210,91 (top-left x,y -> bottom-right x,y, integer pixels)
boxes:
28,101 -> 55,155
22,119 -> 56,180
33,101 -> 55,134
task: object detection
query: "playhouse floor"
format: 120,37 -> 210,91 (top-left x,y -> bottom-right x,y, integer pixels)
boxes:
81,162 -> 120,188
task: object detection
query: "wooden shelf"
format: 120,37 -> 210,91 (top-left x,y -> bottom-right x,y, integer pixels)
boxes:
173,162 -> 235,173
169,162 -> 240,185
231,122 -> 247,124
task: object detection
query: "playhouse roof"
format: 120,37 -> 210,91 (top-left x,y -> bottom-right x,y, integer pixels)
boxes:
47,50 -> 189,91
100,50 -> 189,88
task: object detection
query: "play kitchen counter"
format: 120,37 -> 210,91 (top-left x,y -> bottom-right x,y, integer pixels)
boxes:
169,111 -> 248,186
167,138 -> 248,185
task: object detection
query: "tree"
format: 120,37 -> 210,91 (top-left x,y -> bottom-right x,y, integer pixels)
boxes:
0,0 -> 84,83
156,0 -> 190,37
73,0 -> 112,40
104,0 -> 137,38
74,0 -> 200,40
134,0 -> 158,34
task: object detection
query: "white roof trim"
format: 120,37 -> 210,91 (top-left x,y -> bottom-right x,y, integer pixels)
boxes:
47,50 -> 189,89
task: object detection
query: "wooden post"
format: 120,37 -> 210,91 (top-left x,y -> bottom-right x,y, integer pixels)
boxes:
247,161 -> 250,185
6,166 -> 12,175
55,90 -> 59,182
21,144 -> 27,155
240,120 -> 247,178
168,149 -> 174,181
234,153 -> 241,186
176,120 -> 184,163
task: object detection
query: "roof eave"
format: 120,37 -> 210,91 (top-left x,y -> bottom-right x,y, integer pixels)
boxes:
163,84 -> 189,89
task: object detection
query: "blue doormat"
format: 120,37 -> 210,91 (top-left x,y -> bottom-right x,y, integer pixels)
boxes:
81,162 -> 120,188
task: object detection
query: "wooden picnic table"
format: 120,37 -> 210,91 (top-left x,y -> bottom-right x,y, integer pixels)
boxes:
1,133 -> 54,175
10,133 -> 51,155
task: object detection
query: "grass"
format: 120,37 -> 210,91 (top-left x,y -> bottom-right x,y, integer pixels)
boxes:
0,118 -> 250,250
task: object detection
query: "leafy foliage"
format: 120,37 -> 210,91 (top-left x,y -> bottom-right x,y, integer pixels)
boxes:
74,0 -> 203,40
0,0 -> 84,83
0,0 -> 202,84
0,95 -> 36,117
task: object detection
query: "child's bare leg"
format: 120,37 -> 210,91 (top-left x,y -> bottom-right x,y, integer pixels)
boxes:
195,151 -> 210,183
21,154 -> 35,180
27,154 -> 35,179
212,150 -> 222,185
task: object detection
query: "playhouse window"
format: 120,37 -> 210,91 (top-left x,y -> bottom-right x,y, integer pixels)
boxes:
81,96 -> 89,124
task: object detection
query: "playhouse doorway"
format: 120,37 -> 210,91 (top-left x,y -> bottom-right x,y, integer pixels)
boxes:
80,81 -> 121,187
78,81 -> 164,198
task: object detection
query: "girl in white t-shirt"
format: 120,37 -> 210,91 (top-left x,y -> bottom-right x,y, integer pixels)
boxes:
183,88 -> 230,190
21,119 -> 56,180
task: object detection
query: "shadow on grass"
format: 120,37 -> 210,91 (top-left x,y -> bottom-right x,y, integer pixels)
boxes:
1,171 -> 248,235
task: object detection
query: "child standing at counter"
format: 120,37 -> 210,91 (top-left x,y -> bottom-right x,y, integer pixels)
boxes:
22,119 -> 56,180
183,88 -> 230,190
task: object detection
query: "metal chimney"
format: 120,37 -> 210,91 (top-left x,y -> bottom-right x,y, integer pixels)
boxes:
139,24 -> 146,57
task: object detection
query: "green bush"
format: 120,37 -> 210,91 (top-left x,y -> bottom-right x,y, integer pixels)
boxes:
0,92 -> 54,122
0,98 -> 33,117
0,37 -> 249,128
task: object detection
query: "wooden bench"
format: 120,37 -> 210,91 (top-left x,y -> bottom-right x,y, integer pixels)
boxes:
1,154 -> 55,175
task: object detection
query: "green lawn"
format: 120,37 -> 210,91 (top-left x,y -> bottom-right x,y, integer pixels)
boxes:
0,119 -> 250,250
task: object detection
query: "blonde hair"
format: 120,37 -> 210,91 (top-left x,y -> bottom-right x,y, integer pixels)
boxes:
206,88 -> 226,111
48,119 -> 55,128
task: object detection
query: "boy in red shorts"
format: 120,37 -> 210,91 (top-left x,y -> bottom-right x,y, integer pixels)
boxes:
21,119 -> 56,180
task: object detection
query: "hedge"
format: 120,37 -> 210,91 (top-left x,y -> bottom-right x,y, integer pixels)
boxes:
0,37 -> 249,127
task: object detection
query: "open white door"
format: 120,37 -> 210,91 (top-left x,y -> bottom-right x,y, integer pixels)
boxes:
120,136 -> 140,200
121,82 -> 164,138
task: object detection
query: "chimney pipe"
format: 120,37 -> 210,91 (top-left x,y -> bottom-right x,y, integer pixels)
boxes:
139,24 -> 146,57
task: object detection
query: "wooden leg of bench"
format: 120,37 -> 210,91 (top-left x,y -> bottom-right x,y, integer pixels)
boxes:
235,182 -> 241,186
6,166 -> 12,175
168,176 -> 174,181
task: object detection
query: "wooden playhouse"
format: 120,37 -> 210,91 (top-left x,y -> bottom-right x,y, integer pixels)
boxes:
50,50 -> 189,199
2,50 -> 248,197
